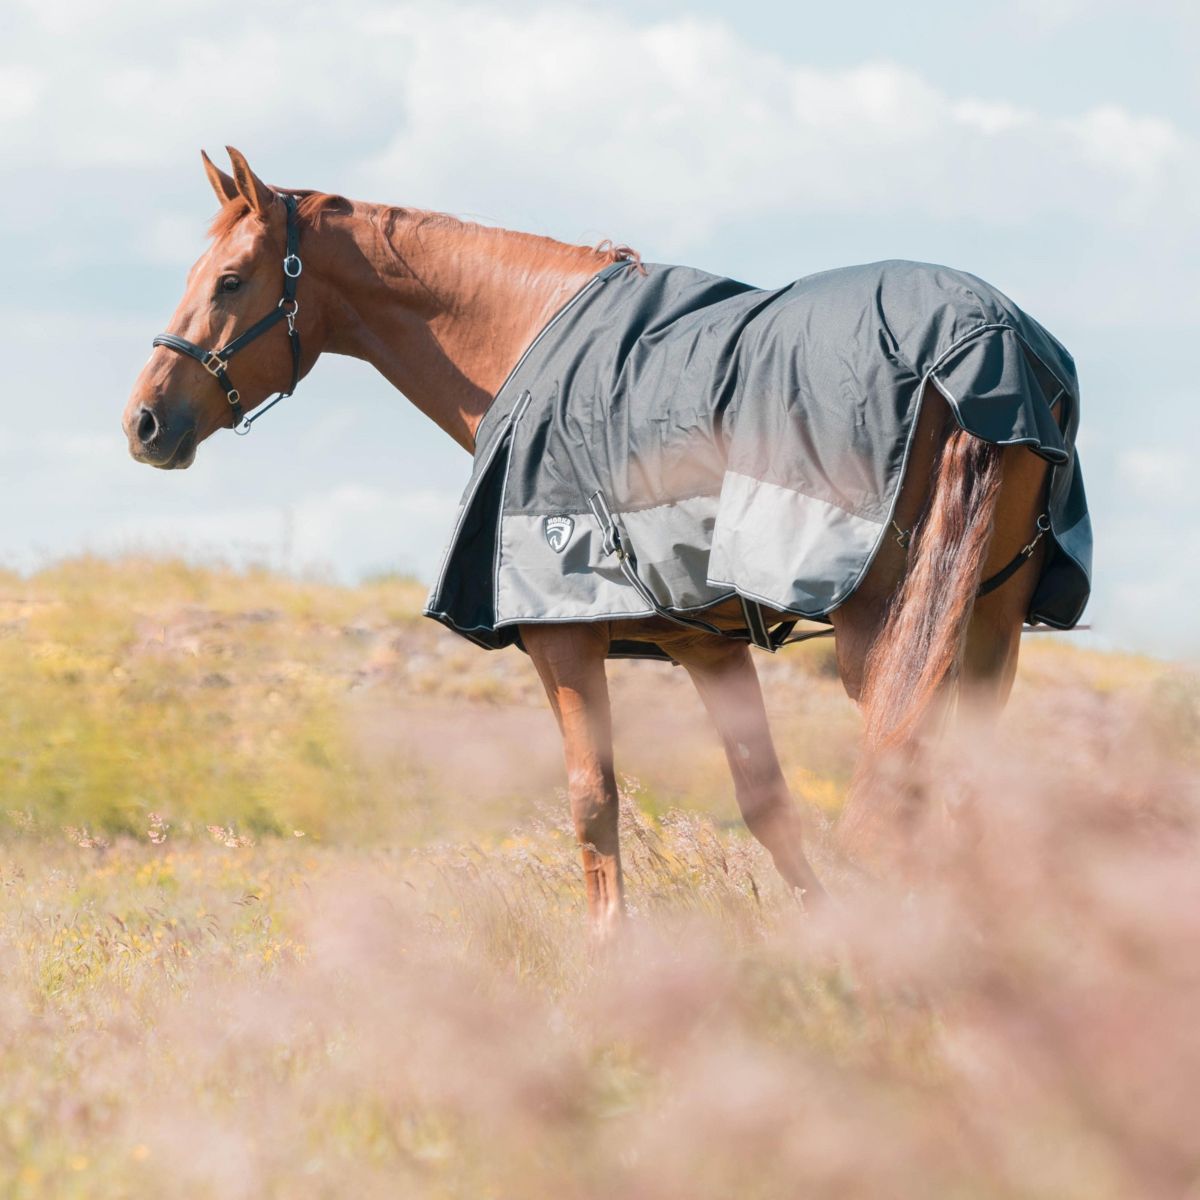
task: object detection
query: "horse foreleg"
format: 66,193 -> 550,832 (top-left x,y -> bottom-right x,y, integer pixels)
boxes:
675,638 -> 826,906
522,622 -> 625,937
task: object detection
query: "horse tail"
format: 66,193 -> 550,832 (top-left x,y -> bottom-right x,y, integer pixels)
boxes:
858,425 -> 1004,754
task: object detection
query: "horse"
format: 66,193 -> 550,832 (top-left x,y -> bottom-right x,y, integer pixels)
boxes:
123,148 -> 1090,935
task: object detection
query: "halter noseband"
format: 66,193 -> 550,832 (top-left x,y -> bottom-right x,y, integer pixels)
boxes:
152,192 -> 303,436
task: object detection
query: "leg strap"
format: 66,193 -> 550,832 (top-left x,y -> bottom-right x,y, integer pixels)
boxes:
892,511 -> 1052,599
977,513 -> 1052,598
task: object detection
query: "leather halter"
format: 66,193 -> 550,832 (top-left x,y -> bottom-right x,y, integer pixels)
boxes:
152,193 -> 303,436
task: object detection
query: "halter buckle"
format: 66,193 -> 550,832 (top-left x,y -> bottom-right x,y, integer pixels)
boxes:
278,297 -> 300,334
202,352 -> 229,378
227,388 -> 241,407
283,254 -> 302,279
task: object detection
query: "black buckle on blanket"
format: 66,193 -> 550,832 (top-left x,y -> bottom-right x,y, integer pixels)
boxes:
589,491 -> 627,560
588,490 -> 793,648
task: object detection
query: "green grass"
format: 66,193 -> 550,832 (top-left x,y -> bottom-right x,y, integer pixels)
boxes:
2,555 -> 1172,842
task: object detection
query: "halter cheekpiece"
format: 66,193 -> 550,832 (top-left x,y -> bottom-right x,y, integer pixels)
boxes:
152,192 -> 303,436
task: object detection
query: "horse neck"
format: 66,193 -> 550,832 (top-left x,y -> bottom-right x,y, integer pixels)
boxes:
311,202 -> 606,451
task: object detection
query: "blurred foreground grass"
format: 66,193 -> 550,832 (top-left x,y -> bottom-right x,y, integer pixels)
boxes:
1,558 -> 1198,1198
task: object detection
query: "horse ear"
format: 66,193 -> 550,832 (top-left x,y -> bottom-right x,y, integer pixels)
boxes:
201,149 -> 238,205
225,145 -> 275,219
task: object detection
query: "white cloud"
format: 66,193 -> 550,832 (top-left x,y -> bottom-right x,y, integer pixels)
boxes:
93,485 -> 461,583
1009,0 -> 1103,32
348,10 -> 1197,248
289,485 -> 458,574
952,100 -> 1035,136
139,213 -> 211,267
0,64 -> 41,121
1116,446 -> 1194,507
4,2 -> 1195,254
1099,516 -> 1200,658
1061,105 -> 1187,181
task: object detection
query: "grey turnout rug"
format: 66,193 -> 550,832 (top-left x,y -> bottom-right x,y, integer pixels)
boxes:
425,259 -> 1091,658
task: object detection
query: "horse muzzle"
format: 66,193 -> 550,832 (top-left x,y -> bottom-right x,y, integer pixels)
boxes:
127,405 -> 198,470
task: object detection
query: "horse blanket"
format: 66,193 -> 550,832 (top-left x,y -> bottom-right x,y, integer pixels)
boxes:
425,259 -> 1091,658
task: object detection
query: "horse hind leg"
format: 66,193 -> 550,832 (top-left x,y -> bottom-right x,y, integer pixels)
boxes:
835,405 -> 1055,857
829,381 -> 949,706
675,637 -> 826,906
959,438 -> 1055,713
522,621 -> 625,937
832,430 -> 1053,717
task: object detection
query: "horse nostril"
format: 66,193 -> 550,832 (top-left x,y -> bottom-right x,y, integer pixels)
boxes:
136,407 -> 159,444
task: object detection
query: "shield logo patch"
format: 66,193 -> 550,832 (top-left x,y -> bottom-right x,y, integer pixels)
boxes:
544,515 -> 574,553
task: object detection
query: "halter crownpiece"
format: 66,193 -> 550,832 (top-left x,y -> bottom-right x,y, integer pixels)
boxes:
152,192 -> 303,436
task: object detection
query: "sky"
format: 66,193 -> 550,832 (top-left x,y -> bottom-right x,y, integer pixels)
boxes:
2,0 -> 1198,656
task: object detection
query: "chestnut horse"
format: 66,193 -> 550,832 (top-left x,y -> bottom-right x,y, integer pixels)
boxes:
124,148 -> 1059,933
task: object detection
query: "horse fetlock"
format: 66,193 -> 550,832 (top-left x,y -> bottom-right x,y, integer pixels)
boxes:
580,844 -> 626,934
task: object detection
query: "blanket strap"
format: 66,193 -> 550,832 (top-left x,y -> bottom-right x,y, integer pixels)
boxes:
890,511 -> 1052,599
744,600 -> 814,651
588,491 -> 842,652
589,491 -> 733,640
976,513 -> 1052,598
739,597 -> 774,649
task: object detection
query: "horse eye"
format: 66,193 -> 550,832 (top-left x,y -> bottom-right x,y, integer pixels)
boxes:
219,274 -> 241,293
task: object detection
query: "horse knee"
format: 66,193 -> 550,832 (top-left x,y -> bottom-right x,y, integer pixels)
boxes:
736,782 -> 791,841
568,768 -> 617,848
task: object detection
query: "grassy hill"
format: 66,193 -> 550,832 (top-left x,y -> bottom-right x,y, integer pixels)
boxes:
1,558 -> 1197,1199
1,556 -> 1177,843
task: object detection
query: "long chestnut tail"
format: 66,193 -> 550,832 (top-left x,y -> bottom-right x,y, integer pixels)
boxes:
859,427 -> 1004,754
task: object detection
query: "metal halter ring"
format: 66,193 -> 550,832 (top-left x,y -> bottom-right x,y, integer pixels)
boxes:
1021,513 -> 1052,557
279,297 -> 299,332
283,254 -> 302,278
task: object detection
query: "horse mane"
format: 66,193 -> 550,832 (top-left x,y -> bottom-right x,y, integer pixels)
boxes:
206,191 -> 641,268
593,238 -> 646,271
206,191 -> 353,240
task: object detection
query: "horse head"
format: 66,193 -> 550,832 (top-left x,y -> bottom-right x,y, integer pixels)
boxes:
123,147 -> 311,467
